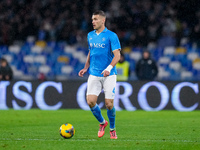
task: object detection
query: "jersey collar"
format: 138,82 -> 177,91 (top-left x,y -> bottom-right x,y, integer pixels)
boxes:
102,27 -> 108,32
94,27 -> 108,34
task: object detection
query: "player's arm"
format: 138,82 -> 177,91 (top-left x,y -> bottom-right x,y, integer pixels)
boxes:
78,51 -> 90,77
102,49 -> 121,77
110,49 -> 121,67
84,51 -> 90,70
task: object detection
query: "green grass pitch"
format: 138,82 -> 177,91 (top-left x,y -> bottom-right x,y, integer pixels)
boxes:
0,109 -> 200,150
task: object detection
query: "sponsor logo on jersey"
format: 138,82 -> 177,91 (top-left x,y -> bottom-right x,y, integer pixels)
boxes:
90,43 -> 105,48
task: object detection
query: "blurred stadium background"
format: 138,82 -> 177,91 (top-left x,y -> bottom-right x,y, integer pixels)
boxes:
1,2 -> 200,148
0,0 -> 200,81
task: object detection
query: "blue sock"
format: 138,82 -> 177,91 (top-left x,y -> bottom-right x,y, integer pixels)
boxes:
107,107 -> 116,129
90,104 -> 104,123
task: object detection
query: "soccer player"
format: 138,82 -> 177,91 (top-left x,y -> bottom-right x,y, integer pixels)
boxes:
78,10 -> 121,139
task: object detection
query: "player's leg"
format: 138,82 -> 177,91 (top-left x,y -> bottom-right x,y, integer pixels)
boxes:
105,99 -> 115,129
87,95 -> 105,123
105,99 -> 117,139
87,75 -> 108,137
104,75 -> 117,139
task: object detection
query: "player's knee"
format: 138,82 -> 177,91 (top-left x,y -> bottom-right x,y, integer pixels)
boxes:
87,101 -> 96,108
86,97 -> 96,108
105,102 -> 113,110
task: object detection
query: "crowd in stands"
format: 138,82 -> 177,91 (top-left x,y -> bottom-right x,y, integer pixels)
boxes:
0,0 -> 200,81
0,0 -> 200,48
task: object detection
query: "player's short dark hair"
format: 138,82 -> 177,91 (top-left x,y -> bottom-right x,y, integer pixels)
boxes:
93,10 -> 106,18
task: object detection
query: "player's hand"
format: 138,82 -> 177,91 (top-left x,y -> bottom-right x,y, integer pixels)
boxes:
101,70 -> 110,77
78,68 -> 87,77
101,65 -> 113,77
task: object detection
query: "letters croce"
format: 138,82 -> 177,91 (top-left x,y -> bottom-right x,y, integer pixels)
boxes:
77,81 -> 199,111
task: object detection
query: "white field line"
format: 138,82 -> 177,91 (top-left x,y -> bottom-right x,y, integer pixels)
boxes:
0,138 -> 198,143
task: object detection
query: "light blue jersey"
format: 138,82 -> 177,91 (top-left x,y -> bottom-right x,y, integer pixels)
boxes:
87,27 -> 121,77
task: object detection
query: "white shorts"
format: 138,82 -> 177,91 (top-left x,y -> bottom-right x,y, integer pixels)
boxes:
87,75 -> 117,99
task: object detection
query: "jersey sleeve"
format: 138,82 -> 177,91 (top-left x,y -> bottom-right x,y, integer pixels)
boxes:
87,34 -> 91,51
109,33 -> 121,52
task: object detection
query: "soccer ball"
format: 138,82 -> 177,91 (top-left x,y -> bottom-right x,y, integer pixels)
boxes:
59,123 -> 75,139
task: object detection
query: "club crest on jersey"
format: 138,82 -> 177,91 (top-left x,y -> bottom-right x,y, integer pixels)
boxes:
102,37 -> 106,41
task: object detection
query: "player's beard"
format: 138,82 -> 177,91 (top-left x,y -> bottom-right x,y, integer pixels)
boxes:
95,24 -> 102,32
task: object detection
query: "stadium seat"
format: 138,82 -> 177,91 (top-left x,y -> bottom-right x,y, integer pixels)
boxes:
169,61 -> 182,71
129,51 -> 142,62
57,56 -> 69,63
31,45 -> 43,54
151,48 -> 163,61
0,46 -> 8,54
38,65 -> 51,74
181,71 -> 193,80
175,47 -> 186,54
35,41 -> 47,48
2,54 -> 13,63
71,51 -> 87,64
158,57 -> 171,67
187,52 -> 199,61
193,58 -> 200,70
34,55 -> 46,64
23,55 -> 34,63
8,45 -> 21,54
42,46 -> 53,55
64,45 -> 77,54
47,41 -> 56,48
174,53 -> 187,66
61,66 -> 73,75
157,67 -> 170,80
27,65 -> 38,75
147,42 -> 157,51
26,36 -> 36,44
122,47 -> 131,53
10,65 -> 17,73
72,51 -> 86,61
164,46 -> 175,55
13,69 -> 24,77
180,37 -> 189,46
